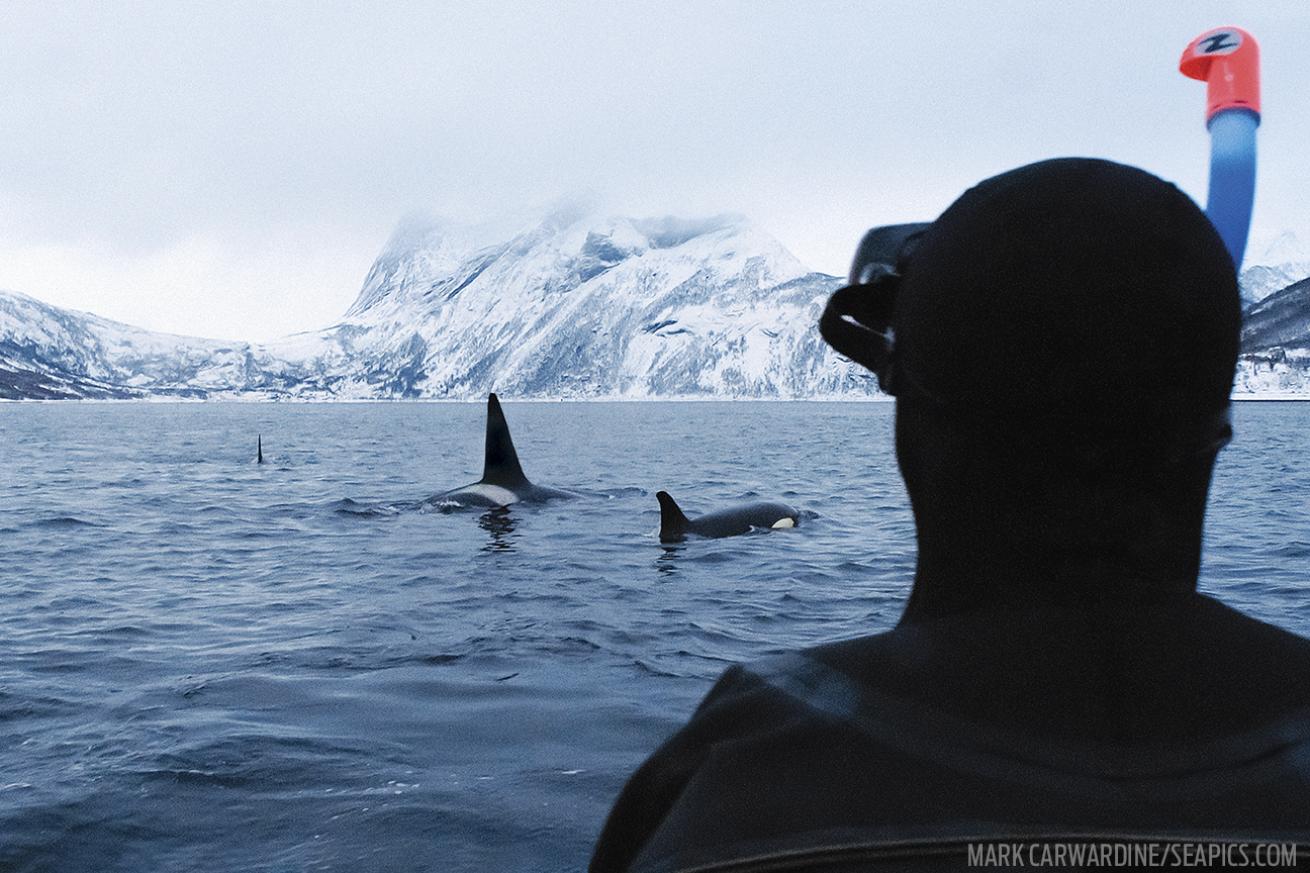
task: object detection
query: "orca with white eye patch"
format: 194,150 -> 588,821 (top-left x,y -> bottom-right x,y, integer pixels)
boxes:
656,490 -> 799,543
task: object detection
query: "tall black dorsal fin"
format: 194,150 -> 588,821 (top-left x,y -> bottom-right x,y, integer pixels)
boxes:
257,434 -> 264,464
656,491 -> 690,542
482,393 -> 528,486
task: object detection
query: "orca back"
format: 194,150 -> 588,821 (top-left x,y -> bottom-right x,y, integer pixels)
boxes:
482,394 -> 529,487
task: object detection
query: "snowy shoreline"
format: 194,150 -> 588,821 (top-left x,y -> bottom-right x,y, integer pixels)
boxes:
3,394 -> 1304,405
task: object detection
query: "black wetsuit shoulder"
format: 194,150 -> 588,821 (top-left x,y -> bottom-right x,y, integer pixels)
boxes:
590,595 -> 1310,873
590,664 -> 801,873
810,595 -> 1310,742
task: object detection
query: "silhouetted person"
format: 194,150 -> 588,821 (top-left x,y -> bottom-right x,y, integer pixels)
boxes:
590,160 -> 1310,872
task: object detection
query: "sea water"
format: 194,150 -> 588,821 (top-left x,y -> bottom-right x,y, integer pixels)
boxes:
1,401 -> 1306,872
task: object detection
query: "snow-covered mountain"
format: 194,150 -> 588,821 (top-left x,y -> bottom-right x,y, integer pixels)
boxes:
297,207 -> 867,398
2,206 -> 1308,400
0,291 -> 291,399
1240,231 -> 1310,307
1232,275 -> 1310,396
1,208 -> 874,400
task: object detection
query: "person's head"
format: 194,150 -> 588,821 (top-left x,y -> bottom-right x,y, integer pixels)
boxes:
827,158 -> 1241,618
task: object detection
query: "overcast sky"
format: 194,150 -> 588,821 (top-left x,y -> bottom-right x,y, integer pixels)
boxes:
2,1 -> 1306,342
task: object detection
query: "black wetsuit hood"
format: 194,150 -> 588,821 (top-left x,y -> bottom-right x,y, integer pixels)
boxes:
894,158 -> 1240,429
883,159 -> 1241,618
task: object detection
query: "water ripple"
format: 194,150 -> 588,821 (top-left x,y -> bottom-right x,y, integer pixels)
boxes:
0,400 -> 1305,873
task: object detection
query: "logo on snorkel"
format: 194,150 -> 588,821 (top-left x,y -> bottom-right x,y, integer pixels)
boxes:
1199,31 -> 1241,55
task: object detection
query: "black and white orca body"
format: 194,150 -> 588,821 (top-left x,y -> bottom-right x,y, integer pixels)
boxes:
428,394 -> 577,509
656,490 -> 798,543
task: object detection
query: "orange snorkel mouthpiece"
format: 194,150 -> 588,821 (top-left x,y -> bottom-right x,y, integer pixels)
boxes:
1179,26 -> 1261,123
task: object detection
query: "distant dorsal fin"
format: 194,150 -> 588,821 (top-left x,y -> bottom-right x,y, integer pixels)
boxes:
257,434 -> 264,465
656,491 -> 690,542
482,393 -> 529,486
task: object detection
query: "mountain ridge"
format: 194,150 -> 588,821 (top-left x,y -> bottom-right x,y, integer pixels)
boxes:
2,209 -> 1308,400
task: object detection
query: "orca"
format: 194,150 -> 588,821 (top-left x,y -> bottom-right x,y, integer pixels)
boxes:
426,394 -> 577,509
656,491 -> 799,543
257,435 -> 264,465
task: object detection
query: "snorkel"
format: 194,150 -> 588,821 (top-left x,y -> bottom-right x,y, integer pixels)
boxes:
1180,27 -> 1261,269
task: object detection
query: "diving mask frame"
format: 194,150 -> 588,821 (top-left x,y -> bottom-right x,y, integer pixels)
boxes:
818,222 -> 929,396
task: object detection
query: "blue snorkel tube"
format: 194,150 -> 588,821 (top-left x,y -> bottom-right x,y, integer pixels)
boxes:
1180,27 -> 1261,269
1205,109 -> 1258,269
